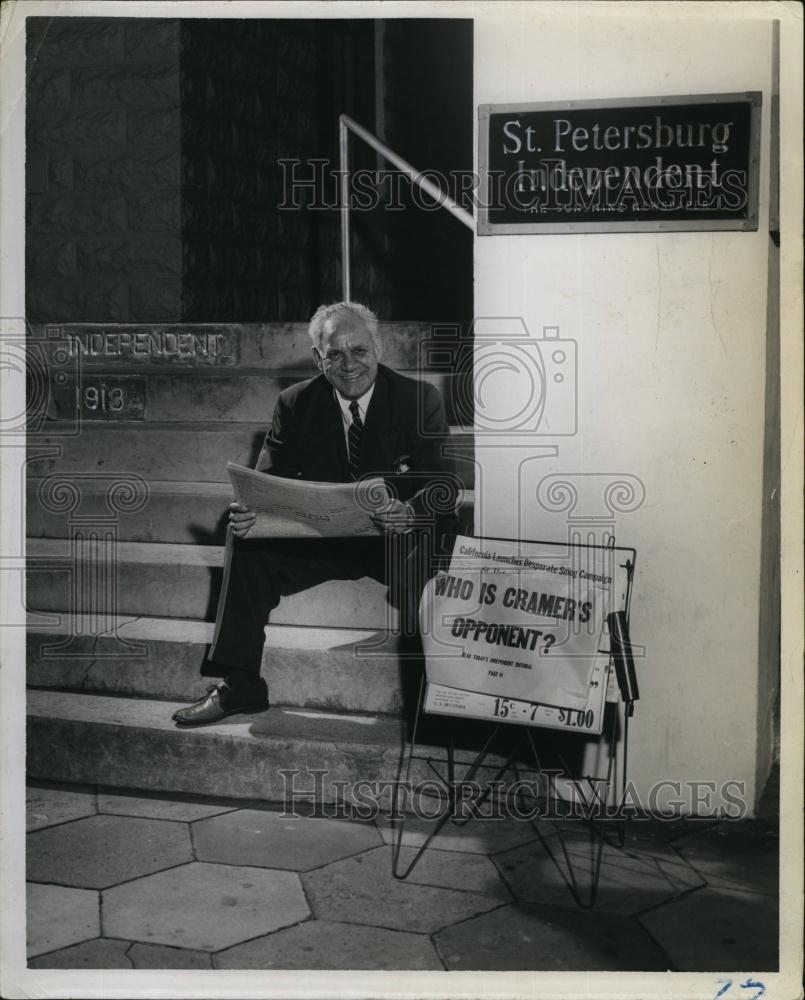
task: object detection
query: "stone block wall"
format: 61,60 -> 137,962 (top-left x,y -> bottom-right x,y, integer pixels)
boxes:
26,18 -> 182,322
180,20 -> 319,321
26,16 -> 471,324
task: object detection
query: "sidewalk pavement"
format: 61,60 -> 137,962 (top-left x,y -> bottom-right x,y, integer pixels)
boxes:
26,780 -> 778,972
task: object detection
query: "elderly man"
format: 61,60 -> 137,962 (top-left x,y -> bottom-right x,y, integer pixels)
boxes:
173,301 -> 459,726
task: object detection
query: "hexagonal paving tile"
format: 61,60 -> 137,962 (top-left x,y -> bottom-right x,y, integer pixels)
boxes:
375,812 -> 541,854
640,886 -> 778,971
103,861 -> 309,951
27,782 -> 97,832
28,938 -> 132,969
394,846 -> 511,900
98,788 -> 237,823
301,845 -> 501,934
435,902 -> 670,971
674,827 -> 779,896
27,882 -> 99,959
215,919 -> 443,970
129,942 -> 212,969
193,808 -> 382,870
27,813 -> 193,889
492,830 -> 703,914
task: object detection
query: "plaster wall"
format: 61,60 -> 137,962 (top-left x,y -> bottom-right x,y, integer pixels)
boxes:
473,9 -> 774,811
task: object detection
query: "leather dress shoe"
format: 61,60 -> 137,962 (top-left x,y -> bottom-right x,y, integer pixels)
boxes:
172,679 -> 269,727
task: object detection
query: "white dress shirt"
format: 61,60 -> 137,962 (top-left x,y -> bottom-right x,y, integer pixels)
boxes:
333,383 -> 375,451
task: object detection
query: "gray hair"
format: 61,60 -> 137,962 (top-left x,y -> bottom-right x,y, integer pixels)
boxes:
308,301 -> 380,352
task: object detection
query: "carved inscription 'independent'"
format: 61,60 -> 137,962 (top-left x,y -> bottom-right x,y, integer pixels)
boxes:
47,325 -> 241,367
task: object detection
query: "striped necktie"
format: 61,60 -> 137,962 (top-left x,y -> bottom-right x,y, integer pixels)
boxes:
348,400 -> 363,480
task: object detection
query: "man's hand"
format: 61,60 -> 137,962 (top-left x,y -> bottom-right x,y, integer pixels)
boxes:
228,501 -> 257,539
371,499 -> 415,535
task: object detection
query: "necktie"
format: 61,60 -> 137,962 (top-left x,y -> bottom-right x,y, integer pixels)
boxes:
348,400 -> 363,480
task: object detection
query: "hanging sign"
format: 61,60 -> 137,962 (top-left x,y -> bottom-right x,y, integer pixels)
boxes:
478,92 -> 761,234
419,536 -> 621,734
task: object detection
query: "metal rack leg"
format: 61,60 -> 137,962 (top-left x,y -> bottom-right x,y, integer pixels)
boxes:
522,704 -> 623,908
391,674 -> 425,879
392,692 -> 505,879
393,696 -> 633,905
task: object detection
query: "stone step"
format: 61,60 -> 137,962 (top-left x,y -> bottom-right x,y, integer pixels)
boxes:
26,539 -> 398,628
26,689 -> 406,803
27,613 -> 406,714
27,689 -> 502,804
31,321 -> 465,373
26,423 -> 476,487
27,478 -> 475,544
46,370 -> 464,425
27,480 -> 234,546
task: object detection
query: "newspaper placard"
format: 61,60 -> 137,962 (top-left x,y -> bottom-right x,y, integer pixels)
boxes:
227,463 -> 390,538
419,535 -> 615,727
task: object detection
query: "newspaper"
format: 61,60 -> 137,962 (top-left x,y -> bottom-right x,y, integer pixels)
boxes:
226,463 -> 391,538
419,534 -> 614,721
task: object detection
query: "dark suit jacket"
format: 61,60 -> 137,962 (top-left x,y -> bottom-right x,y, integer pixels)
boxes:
255,364 -> 459,528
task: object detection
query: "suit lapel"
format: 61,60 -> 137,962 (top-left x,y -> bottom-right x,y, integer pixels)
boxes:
359,366 -> 391,476
316,378 -> 350,480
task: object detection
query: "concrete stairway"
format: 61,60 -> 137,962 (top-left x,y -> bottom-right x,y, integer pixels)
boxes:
26,689 -> 503,806
28,614 -> 404,711
27,540 -> 399,625
26,429 -> 474,545
26,322 -> 475,802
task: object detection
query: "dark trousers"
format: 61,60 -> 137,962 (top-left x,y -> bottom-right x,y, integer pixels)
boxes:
204,527 -> 446,680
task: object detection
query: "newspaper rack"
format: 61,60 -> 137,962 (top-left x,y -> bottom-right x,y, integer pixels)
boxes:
391,534 -> 638,909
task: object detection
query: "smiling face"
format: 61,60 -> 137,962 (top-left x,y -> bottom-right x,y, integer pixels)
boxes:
312,312 -> 380,400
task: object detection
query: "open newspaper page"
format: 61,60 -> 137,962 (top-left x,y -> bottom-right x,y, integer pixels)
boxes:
227,463 -> 390,538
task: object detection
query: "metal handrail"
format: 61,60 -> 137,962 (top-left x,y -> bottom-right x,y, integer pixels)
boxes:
339,113 -> 474,301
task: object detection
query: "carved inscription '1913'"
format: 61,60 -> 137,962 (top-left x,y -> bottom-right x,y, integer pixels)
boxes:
51,375 -> 147,421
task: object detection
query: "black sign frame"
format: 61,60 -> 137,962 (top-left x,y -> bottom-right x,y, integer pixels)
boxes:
478,92 -> 761,235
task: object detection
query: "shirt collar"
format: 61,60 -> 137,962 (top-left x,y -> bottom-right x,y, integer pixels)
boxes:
333,381 -> 375,422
